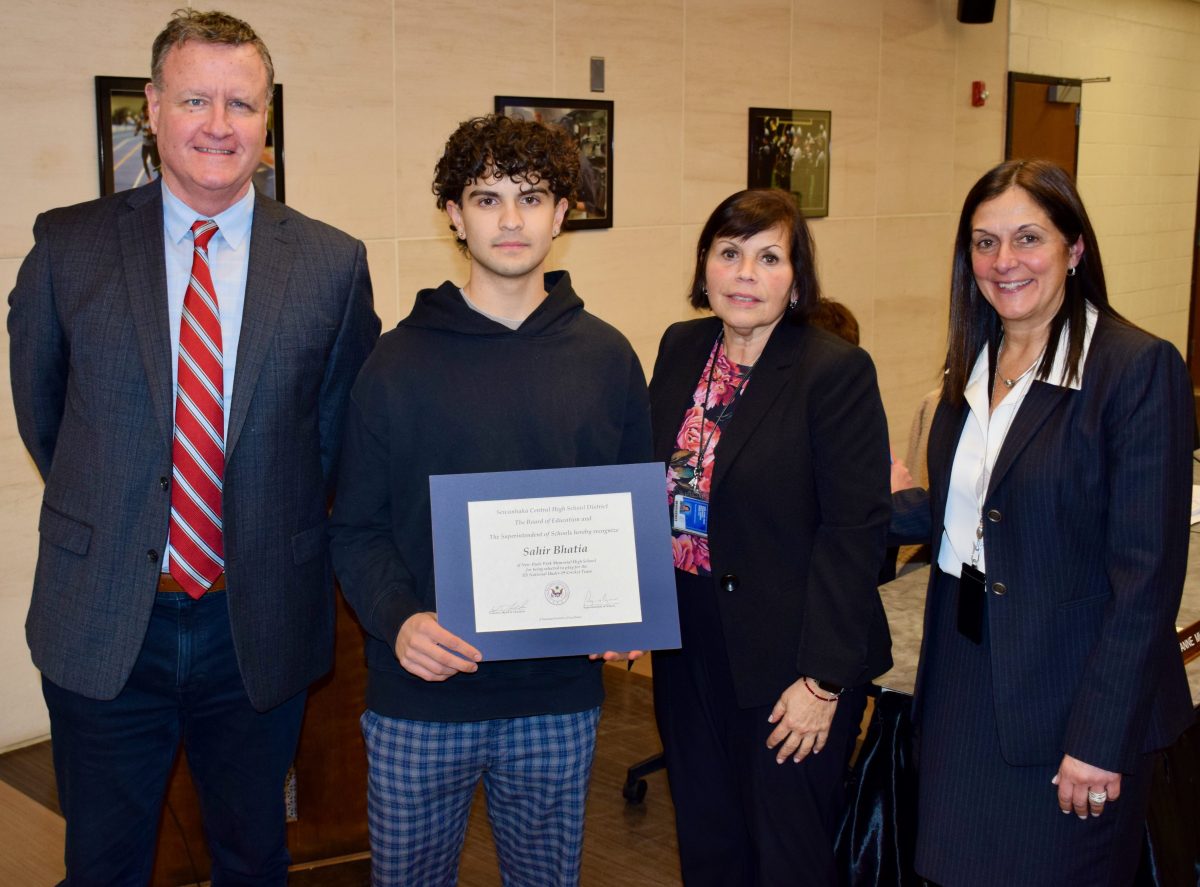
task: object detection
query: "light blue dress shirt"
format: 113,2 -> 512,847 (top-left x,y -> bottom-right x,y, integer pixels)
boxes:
162,180 -> 255,441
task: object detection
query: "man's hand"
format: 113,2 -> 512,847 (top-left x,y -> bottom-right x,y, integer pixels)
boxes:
394,612 -> 482,681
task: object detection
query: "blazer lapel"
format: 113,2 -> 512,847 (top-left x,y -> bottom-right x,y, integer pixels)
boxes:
652,319 -> 721,462
986,381 -> 1071,496
226,194 -> 293,460
119,183 -> 173,444
708,322 -> 803,496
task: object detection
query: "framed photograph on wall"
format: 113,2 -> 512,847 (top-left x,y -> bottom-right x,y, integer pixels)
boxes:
95,76 -> 285,202
747,107 -> 830,218
494,95 -> 613,230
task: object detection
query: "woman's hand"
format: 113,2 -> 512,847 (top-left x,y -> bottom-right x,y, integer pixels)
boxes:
765,677 -> 838,764
890,452 -> 916,492
1052,753 -> 1122,819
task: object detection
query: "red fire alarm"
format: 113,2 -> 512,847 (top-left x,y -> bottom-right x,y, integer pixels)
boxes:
971,81 -> 989,107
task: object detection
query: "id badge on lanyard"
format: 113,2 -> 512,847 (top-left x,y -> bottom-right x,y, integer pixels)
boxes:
957,563 -> 985,644
672,492 -> 710,538
670,331 -> 748,541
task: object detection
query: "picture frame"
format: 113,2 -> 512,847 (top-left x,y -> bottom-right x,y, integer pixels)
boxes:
95,75 -> 285,202
494,95 -> 613,230
747,107 -> 830,218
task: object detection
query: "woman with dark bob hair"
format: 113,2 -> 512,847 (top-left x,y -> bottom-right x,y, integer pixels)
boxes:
649,188 -> 894,885
891,159 -> 1194,885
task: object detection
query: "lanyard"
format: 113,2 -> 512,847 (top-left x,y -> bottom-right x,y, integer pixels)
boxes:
690,332 -> 754,491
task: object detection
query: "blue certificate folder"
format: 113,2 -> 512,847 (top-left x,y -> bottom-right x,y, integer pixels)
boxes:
429,462 -> 681,661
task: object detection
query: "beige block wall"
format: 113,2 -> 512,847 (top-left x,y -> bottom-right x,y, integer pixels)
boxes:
0,0 -> 1194,749
1009,0 -> 1200,348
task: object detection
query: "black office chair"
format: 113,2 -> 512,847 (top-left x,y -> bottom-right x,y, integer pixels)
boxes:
622,752 -> 665,805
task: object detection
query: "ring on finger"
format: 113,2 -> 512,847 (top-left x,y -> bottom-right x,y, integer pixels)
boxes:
1087,790 -> 1107,804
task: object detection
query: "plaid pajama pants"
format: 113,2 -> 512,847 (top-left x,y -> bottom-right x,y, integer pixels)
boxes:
361,707 -> 601,887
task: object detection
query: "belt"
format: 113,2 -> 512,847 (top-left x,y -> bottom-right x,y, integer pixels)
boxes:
158,572 -> 226,593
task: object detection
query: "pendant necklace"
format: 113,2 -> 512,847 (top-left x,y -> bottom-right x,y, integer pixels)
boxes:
997,341 -> 1041,389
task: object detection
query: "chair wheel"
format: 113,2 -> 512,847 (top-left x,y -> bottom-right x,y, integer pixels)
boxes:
622,778 -> 648,805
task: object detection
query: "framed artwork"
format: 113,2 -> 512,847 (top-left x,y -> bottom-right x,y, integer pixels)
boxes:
95,76 -> 285,202
747,107 -> 830,218
494,95 -> 613,230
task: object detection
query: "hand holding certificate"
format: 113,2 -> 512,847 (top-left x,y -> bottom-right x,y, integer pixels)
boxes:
430,463 -> 681,661
393,612 -> 482,681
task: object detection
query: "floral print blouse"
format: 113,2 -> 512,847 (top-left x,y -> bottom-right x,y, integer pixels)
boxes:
666,336 -> 753,576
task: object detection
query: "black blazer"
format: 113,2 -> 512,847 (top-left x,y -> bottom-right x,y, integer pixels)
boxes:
892,314 -> 1194,772
650,316 -> 893,708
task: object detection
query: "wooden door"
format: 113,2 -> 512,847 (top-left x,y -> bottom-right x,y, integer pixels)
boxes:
1006,72 -> 1081,175
1189,171 -> 1200,401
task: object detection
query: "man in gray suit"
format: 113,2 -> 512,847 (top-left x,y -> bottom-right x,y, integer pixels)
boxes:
7,10 -> 379,885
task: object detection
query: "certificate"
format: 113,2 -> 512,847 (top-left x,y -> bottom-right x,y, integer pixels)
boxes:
467,492 -> 643,632
430,462 -> 681,660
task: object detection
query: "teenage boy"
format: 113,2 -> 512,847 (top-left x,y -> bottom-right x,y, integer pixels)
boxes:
329,114 -> 651,886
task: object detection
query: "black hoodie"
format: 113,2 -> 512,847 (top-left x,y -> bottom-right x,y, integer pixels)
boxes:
330,271 -> 653,720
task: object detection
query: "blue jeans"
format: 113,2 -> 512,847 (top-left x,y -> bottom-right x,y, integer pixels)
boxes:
42,591 -> 306,887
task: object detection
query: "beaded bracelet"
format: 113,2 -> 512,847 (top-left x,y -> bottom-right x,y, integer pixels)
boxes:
802,677 -> 839,702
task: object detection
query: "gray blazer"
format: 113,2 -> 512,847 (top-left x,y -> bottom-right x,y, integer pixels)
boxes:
8,181 -> 380,710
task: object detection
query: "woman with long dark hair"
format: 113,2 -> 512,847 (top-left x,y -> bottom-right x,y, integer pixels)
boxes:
892,159 -> 1194,885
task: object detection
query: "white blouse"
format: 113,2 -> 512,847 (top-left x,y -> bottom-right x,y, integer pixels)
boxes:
937,304 -> 1098,578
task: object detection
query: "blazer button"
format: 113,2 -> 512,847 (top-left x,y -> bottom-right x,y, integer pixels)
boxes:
991,581 -> 1007,596
160,477 -> 170,492
986,508 -> 1002,523
147,549 -> 159,563
720,573 -> 739,593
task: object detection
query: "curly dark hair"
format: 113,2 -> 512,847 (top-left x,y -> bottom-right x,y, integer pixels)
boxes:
433,114 -> 579,217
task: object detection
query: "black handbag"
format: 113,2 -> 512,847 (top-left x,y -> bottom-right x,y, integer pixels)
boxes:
835,688 -> 921,886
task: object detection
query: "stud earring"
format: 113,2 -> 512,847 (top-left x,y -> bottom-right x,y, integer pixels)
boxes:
457,229 -> 466,240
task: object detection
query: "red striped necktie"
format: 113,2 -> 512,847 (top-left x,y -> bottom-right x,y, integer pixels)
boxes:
168,219 -> 225,599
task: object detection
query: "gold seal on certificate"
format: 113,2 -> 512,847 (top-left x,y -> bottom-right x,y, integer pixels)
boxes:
467,492 -> 643,633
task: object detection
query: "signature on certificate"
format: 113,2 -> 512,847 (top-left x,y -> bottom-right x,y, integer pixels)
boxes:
489,599 -> 530,615
583,589 -> 620,609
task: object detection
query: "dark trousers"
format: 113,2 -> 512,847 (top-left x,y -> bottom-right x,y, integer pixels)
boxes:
653,570 -> 866,887
42,591 -> 306,887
